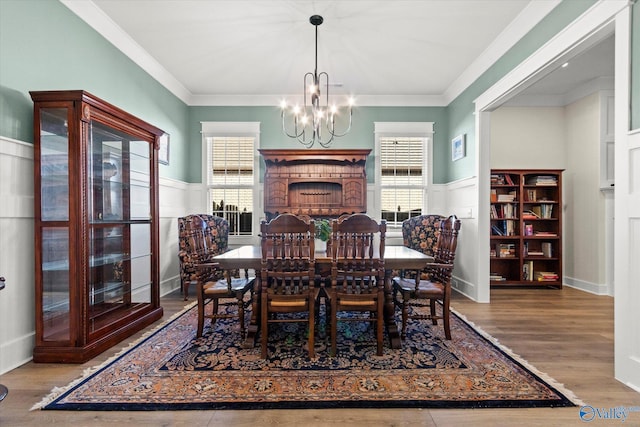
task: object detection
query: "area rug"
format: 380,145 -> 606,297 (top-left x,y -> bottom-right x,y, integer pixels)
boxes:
34,301 -> 580,410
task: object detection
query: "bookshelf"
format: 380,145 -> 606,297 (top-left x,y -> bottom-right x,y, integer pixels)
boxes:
490,169 -> 563,288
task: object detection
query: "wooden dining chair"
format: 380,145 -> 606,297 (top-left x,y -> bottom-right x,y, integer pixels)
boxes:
179,214 -> 254,338
392,215 -> 461,340
327,213 -> 386,357
178,214 -> 229,300
260,213 -> 318,359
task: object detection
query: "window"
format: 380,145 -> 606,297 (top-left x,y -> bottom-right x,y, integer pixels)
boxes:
375,122 -> 433,230
202,122 -> 260,238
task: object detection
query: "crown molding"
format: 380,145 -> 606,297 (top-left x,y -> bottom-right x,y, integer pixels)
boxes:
62,0 -> 559,108
60,0 -> 192,104
443,0 -> 561,105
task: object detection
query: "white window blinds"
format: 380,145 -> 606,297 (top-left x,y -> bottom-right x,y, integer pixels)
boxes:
380,137 -> 425,226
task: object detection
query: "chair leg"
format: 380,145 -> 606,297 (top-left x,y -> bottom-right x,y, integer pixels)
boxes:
376,296 -> 383,356
237,294 -> 246,339
442,298 -> 452,340
261,293 -> 269,359
210,299 -> 219,327
197,294 -> 205,338
401,293 -> 409,340
430,299 -> 438,325
308,296 -> 315,359
330,297 -> 338,357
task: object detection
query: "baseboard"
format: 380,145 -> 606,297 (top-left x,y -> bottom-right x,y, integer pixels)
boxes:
0,332 -> 34,375
451,275 -> 479,302
564,276 -> 611,296
161,275 -> 182,297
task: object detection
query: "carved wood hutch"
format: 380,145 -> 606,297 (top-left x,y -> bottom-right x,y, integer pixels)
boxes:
259,149 -> 370,219
31,90 -> 164,362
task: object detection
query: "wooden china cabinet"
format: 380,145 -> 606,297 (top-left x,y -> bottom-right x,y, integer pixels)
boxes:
31,90 -> 164,363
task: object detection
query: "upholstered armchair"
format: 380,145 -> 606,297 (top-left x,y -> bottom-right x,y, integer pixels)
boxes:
177,214 -> 229,300
396,214 -> 444,281
402,214 -> 443,257
393,215 -> 461,340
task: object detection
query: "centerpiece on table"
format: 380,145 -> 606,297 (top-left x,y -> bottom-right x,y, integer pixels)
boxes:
314,218 -> 332,254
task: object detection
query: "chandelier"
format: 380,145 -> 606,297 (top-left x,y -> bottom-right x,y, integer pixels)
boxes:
280,15 -> 354,148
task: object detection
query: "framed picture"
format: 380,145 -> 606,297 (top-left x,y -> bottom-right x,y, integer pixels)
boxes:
158,133 -> 170,165
451,134 -> 466,161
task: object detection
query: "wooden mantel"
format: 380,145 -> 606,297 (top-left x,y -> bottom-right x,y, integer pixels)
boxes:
259,149 -> 371,219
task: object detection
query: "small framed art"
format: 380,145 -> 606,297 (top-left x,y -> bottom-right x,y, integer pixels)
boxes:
158,133 -> 170,165
451,134 -> 466,161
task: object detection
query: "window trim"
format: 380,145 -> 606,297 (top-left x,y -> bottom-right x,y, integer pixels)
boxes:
374,122 -> 434,236
201,122 -> 260,245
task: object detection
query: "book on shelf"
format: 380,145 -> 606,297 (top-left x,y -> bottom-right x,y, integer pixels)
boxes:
502,203 -> 515,218
491,220 -> 517,236
536,271 -> 559,281
531,204 -> 554,219
492,203 -> 516,219
527,175 -> 558,186
522,210 -> 540,220
534,231 -> 557,237
491,224 -> 504,236
522,261 -> 534,281
525,189 -> 537,202
491,174 -> 505,185
527,250 -> 544,256
504,174 -> 515,185
490,274 -> 506,282
498,243 -> 516,258
542,242 -> 553,258
524,223 -> 533,236
497,191 -> 517,202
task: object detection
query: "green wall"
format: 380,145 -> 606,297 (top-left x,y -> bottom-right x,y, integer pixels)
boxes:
0,0 -> 189,181
444,0 -> 597,182
189,106 -> 448,183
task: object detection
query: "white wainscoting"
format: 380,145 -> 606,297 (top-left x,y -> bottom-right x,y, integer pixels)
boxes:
0,136 -> 36,374
0,136 -> 190,374
434,176 -> 480,301
159,177 -> 194,297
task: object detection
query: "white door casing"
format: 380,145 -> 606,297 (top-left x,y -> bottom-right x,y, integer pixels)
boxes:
614,5 -> 640,392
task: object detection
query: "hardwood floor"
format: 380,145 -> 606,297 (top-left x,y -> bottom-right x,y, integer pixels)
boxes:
1,287 -> 639,426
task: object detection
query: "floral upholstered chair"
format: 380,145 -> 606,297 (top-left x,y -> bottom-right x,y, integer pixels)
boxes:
178,214 -> 254,339
393,215 -> 461,340
402,214 -> 443,258
395,214 -> 443,282
177,214 -> 229,300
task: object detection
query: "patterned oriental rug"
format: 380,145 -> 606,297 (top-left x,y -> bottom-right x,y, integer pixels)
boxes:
34,302 -> 580,411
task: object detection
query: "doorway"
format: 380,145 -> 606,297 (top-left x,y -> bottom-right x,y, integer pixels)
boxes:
474,12 -> 618,303
490,34 -> 615,296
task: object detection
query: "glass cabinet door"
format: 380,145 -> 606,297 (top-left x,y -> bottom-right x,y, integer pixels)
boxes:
32,90 -> 163,363
87,120 -> 153,334
38,107 -> 71,343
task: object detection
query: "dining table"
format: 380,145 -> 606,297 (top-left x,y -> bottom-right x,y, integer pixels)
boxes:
212,245 -> 434,350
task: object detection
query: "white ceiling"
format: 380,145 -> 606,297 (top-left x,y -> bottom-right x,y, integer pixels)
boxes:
62,0 -> 613,107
